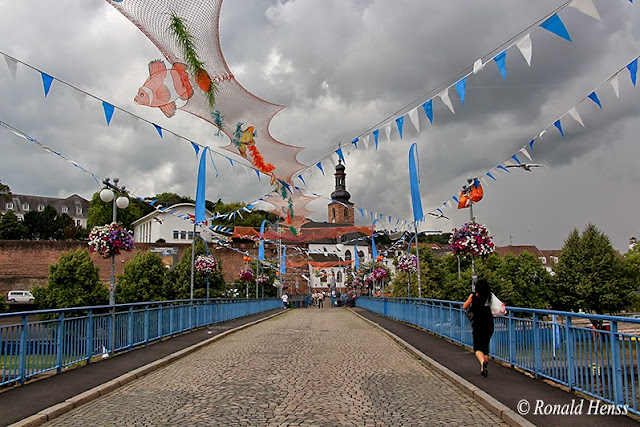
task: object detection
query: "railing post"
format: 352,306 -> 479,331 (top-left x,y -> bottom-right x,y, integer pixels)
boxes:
128,306 -> 134,349
449,304 -> 454,340
566,317 -> 574,390
610,321 -> 624,405
460,306 -> 465,344
19,315 -> 28,385
533,313 -> 541,378
169,303 -> 174,336
508,313 -> 516,366
158,304 -> 163,339
144,305 -> 150,345
56,312 -> 64,374
86,309 -> 93,364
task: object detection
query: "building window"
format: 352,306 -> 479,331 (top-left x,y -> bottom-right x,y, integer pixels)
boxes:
337,271 -> 342,282
22,204 -> 29,211
5,202 -> 13,210
76,207 -> 83,215
61,206 -> 68,213
76,219 -> 81,226
38,204 -> 44,212
173,231 -> 179,239
187,231 -> 194,240
344,250 -> 352,260
552,257 -> 559,264
180,231 -> 187,239
538,257 -> 547,264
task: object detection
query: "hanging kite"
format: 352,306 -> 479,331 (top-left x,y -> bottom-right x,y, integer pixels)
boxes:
108,0 -> 306,182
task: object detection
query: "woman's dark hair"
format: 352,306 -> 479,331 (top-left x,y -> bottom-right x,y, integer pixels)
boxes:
475,278 -> 491,301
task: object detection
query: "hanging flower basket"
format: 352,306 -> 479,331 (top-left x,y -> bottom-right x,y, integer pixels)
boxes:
238,267 -> 255,283
88,222 -> 134,259
448,221 -> 495,258
372,266 -> 389,281
397,254 -> 418,273
194,255 -> 219,275
364,273 -> 374,287
256,274 -> 270,286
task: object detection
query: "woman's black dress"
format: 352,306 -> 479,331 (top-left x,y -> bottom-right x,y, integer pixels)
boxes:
470,294 -> 494,354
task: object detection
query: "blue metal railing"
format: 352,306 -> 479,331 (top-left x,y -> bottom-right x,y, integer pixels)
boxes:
357,296 -> 640,415
0,298 -> 280,387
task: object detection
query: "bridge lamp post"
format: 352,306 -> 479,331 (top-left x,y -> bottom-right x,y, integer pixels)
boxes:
461,177 -> 478,290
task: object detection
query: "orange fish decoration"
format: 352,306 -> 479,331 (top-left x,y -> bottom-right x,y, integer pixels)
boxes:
134,60 -> 194,118
237,126 -> 256,158
458,179 -> 483,209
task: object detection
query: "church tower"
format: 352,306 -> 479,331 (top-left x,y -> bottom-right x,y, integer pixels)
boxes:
328,160 -> 355,225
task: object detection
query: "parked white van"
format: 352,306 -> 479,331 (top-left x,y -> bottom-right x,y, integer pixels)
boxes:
7,291 -> 35,303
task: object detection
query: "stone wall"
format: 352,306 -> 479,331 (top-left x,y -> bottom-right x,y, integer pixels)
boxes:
0,240 -> 308,295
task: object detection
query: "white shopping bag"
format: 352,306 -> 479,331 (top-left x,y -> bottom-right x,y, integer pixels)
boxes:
490,293 -> 506,317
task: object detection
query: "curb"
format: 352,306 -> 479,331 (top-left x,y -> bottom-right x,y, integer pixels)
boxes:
10,309 -> 288,427
349,308 -> 535,427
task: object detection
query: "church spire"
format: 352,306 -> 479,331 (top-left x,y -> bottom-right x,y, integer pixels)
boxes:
330,159 -> 351,203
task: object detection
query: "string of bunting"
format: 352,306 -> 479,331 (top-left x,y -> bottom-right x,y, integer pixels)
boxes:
425,53 -> 640,219
293,0 -> 632,186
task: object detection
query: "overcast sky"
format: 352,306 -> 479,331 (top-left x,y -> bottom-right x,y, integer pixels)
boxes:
0,0 -> 639,252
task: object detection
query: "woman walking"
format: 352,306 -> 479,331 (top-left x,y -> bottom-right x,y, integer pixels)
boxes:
462,278 -> 494,377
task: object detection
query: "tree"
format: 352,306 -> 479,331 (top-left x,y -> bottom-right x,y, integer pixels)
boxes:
164,241 -> 227,299
116,252 -> 168,303
496,252 -> 552,309
552,224 -> 635,323
32,249 -> 108,309
0,211 -> 27,239
23,206 -> 59,240
86,192 -> 142,230
0,180 -> 11,202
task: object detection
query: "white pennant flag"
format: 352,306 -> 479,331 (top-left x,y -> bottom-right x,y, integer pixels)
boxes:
71,88 -> 87,110
539,129 -> 547,139
568,107 -> 585,127
473,59 -> 484,74
3,54 -> 18,79
362,134 -> 370,150
129,114 -> 140,132
515,34 -> 533,66
569,0 -> 601,21
609,75 -> 620,98
384,123 -> 392,142
408,107 -> 420,133
480,176 -> 488,187
519,147 -> 533,161
438,88 -> 455,114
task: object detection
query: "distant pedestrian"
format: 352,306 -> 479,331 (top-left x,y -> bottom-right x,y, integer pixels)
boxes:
281,293 -> 288,309
462,278 -> 494,377
318,292 -> 324,308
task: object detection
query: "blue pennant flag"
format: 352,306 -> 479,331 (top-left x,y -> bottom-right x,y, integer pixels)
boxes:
255,169 -> 261,180
529,139 -> 535,151
511,154 -> 521,164
408,143 -> 423,222
351,137 -> 359,148
371,234 -> 378,260
372,129 -> 379,149
358,208 -> 365,217
452,195 -> 459,203
354,244 -> 360,271
588,92 -> 602,110
493,50 -> 507,80
153,123 -> 163,137
486,172 -> 497,181
298,174 -> 306,186
208,150 -> 219,177
316,162 -> 324,175
280,246 -> 287,276
554,120 -> 565,138
540,13 -> 572,42
195,147 -> 208,224
228,158 -> 235,169
497,164 -> 510,173
190,142 -> 200,156
422,99 -> 434,124
40,72 -> 54,98
455,78 -> 467,104
396,116 -> 404,139
102,102 -> 115,126
336,147 -> 345,163
627,58 -> 638,87
259,220 -> 268,261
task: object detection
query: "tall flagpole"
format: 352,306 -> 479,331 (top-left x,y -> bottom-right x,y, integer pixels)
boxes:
414,223 -> 422,299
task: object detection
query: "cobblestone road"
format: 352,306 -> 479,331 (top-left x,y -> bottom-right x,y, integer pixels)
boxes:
47,307 -> 505,426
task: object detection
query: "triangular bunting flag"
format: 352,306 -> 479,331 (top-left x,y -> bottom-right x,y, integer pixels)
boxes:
255,169 -> 261,180
569,0 -> 602,21
554,120 -> 565,137
497,164 -> 510,173
515,34 -> 533,66
298,174 -> 306,186
473,59 -> 484,74
609,75 -> 620,98
438,88 -> 455,114
454,78 -> 466,105
568,107 -> 584,126
588,92 -> 602,109
3,54 -> 17,79
519,147 -> 533,161
153,123 -> 163,137
71,89 -> 87,109
395,116 -> 404,139
208,147 -> 219,177
372,129 -> 379,149
511,154 -> 521,165
493,50 -> 507,80
540,14 -> 572,42
102,101 -> 115,126
422,99 -> 434,124
362,134 -> 370,149
627,58 -> 638,87
191,142 -> 200,156
529,139 -> 535,151
40,72 -> 54,98
351,137 -> 359,148
408,107 -> 420,133
336,148 -> 345,163
316,162 -> 324,175
384,123 -> 392,142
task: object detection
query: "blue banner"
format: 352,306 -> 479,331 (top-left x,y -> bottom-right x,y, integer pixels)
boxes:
195,147 -> 208,223
408,143 -> 423,222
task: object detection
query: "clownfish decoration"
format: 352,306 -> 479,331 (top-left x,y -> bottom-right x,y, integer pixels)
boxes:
134,60 -> 194,118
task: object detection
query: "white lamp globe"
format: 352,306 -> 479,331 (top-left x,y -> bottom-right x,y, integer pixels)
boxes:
100,188 -> 115,203
116,196 -> 130,209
